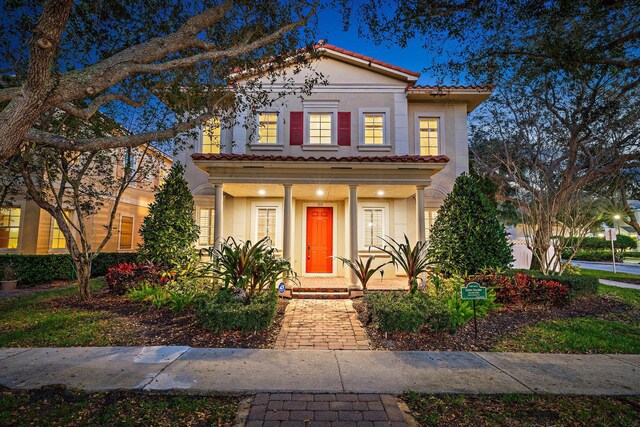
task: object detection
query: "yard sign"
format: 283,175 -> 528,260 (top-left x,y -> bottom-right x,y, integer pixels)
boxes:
461,281 -> 487,339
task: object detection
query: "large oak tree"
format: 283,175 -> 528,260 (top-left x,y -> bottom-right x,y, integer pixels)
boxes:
0,0 -> 321,159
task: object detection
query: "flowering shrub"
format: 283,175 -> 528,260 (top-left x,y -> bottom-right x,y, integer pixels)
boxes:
105,262 -> 166,294
472,273 -> 569,309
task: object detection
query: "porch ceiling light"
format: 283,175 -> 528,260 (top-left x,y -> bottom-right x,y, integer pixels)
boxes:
316,189 -> 325,196
258,189 -> 266,196
377,190 -> 385,196
614,214 -> 621,220
598,233 -> 604,238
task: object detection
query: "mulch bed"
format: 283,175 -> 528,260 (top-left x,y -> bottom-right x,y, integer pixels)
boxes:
50,290 -> 288,348
353,295 -> 638,352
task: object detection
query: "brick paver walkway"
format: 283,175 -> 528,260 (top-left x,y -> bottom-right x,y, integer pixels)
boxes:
245,393 -> 409,427
274,300 -> 369,350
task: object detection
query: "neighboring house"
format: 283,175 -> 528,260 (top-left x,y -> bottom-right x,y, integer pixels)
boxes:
0,147 -> 172,255
176,44 -> 492,283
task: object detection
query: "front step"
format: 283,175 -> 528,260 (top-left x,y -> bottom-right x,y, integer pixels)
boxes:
292,291 -> 350,299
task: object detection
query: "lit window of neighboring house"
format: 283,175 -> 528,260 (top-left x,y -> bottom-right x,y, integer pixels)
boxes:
258,113 -> 278,144
202,118 -> 221,153
198,208 -> 215,246
256,207 -> 277,246
363,114 -> 385,145
419,118 -> 439,156
50,211 -> 71,249
309,113 -> 332,144
118,215 -> 134,250
0,207 -> 21,249
425,209 -> 438,240
363,208 -> 384,248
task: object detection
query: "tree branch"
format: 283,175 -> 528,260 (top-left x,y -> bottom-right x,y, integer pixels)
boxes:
58,94 -> 144,120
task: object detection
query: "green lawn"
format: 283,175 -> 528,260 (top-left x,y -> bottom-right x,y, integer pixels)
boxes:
403,393 -> 640,427
494,284 -> 640,354
579,268 -> 640,284
0,279 -> 132,347
0,388 -> 240,426
494,317 -> 640,353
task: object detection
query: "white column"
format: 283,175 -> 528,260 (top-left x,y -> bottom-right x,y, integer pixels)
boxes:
416,185 -> 426,242
283,184 -> 293,261
349,185 -> 359,286
214,183 -> 224,249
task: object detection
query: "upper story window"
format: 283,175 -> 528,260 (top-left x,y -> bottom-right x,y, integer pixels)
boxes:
0,207 -> 21,249
202,118 -> 221,154
363,114 -> 385,145
309,113 -> 332,145
257,113 -> 278,144
419,118 -> 439,156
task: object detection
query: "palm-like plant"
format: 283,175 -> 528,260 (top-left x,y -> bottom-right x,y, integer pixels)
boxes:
334,255 -> 389,290
209,237 -> 297,302
376,235 -> 434,292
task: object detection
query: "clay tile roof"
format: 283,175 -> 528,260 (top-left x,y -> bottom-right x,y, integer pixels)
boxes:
407,84 -> 494,92
320,43 -> 421,78
192,153 -> 449,163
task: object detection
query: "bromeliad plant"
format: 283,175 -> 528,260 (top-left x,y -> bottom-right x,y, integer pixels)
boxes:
209,237 -> 297,302
376,235 -> 434,293
334,255 -> 389,290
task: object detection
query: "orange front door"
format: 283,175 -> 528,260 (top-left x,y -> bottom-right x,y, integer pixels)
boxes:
306,207 -> 333,273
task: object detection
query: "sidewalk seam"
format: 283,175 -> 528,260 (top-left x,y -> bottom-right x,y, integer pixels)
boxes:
605,354 -> 640,369
333,350 -> 346,392
140,347 -> 192,390
473,352 -> 536,394
0,348 -> 31,362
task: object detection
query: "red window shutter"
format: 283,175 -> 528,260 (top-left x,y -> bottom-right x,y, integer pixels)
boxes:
338,112 -> 351,146
289,111 -> 303,145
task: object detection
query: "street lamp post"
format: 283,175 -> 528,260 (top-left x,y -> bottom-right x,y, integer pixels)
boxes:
614,214 -> 621,234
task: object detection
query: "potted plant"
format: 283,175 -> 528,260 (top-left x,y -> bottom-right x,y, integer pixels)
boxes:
1,265 -> 19,291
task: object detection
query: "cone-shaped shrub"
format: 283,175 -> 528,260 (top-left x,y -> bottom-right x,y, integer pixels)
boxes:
139,162 -> 199,269
427,173 -> 513,276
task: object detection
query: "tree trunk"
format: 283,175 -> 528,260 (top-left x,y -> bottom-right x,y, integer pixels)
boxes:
74,258 -> 92,301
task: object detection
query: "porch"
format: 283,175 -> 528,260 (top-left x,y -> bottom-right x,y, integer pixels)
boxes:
192,154 -> 448,287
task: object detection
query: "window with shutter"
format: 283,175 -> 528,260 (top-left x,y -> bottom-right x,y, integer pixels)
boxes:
309,113 -> 332,144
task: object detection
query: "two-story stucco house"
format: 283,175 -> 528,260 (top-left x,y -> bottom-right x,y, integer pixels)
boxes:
175,44 -> 491,288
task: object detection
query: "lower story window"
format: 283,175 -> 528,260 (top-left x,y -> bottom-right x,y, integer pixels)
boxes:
198,208 -> 215,246
256,207 -> 277,246
51,212 -> 71,249
363,208 -> 384,248
0,207 -> 21,249
425,208 -> 438,240
118,215 -> 134,250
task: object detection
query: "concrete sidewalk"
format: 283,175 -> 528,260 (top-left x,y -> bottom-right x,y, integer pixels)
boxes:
1,347 -> 638,395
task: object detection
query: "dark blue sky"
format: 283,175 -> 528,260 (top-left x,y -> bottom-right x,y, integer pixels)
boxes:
314,8 -> 459,86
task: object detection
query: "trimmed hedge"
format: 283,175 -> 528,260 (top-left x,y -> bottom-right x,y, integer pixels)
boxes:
506,269 -> 599,298
196,290 -> 279,333
364,291 -> 450,333
0,252 -> 137,285
559,235 -> 636,250
561,249 -> 623,262
624,251 -> 640,258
